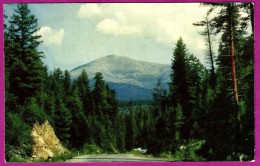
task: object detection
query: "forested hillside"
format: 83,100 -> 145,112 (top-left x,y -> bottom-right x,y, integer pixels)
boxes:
5,3 -> 254,161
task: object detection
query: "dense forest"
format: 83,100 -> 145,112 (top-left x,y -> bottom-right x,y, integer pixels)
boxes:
5,3 -> 254,161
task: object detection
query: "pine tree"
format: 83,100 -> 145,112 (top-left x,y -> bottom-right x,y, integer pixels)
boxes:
201,3 -> 254,160
4,5 -> 47,160
193,13 -> 216,87
52,68 -> 64,97
76,69 -> 93,116
233,22 -> 254,160
54,99 -> 72,146
125,109 -> 138,150
93,72 -> 109,117
6,4 -> 45,104
63,70 -> 71,96
170,37 -> 192,140
106,85 -> 118,118
114,113 -> 126,152
152,79 -> 167,110
69,86 -> 87,148
76,69 -> 90,99
5,112 -> 32,160
203,3 -> 245,104
187,55 -> 207,139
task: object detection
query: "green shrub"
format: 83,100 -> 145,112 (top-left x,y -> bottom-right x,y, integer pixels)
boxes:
48,152 -> 74,162
22,98 -> 47,125
8,155 -> 27,162
172,140 -> 206,161
159,151 -> 173,160
81,144 -> 102,154
5,112 -> 32,162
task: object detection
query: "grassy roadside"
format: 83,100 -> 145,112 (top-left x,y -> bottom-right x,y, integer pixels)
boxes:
131,140 -> 206,162
131,152 -> 172,161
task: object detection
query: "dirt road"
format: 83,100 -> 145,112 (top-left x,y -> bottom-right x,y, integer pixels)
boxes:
66,154 -> 166,162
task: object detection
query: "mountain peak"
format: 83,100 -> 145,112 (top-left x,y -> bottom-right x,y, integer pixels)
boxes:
70,55 -> 171,100
106,54 -> 119,58
97,54 -> 132,61
71,55 -> 130,72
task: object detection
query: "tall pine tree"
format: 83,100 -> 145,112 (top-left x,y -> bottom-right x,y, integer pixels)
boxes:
170,38 -> 192,140
6,4 -> 45,104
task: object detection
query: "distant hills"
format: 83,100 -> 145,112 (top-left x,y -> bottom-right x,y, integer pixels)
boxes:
70,55 -> 171,101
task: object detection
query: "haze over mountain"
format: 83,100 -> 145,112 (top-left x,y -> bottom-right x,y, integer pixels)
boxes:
70,55 -> 171,100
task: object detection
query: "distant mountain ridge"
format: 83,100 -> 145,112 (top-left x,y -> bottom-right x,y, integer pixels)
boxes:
70,55 -> 171,100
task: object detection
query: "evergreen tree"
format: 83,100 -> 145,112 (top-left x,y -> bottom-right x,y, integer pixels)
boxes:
51,68 -> 64,97
193,13 -> 216,87
76,69 -> 90,99
170,37 -> 192,140
233,29 -> 254,160
93,72 -> 109,117
201,3 -> 254,160
105,84 -> 118,118
114,113 -> 126,152
4,2 -> 254,161
7,4 -> 45,104
54,99 -> 72,146
187,55 -> 207,139
76,69 -> 93,116
204,3 -> 245,104
63,70 -> 71,96
152,79 -> 167,110
5,112 -> 33,160
68,85 -> 88,148
125,109 -> 138,150
174,104 -> 184,143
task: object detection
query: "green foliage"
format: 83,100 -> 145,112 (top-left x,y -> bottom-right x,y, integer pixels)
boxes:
6,4 -> 45,104
180,140 -> 206,161
114,113 -> 126,152
159,151 -> 173,160
54,100 -> 72,146
22,98 -> 47,125
4,4 -> 123,162
5,112 -> 32,161
81,144 -> 103,154
170,38 -> 194,140
69,86 -> 88,148
47,152 -> 74,162
6,152 -> 28,162
63,70 -> 71,96
75,69 -> 93,116
5,3 -> 254,162
76,69 -> 90,99
155,140 -> 206,161
30,152 -> 75,162
5,4 -> 46,161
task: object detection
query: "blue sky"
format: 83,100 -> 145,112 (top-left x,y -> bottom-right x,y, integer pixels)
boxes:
5,3 -> 215,71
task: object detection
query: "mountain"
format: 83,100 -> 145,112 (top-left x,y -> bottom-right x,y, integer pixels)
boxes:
70,55 -> 171,100
107,82 -> 154,101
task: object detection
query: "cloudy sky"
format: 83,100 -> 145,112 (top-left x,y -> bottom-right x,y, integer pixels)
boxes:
5,3 -> 214,71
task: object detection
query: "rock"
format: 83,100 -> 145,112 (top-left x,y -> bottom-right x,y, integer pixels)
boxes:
31,121 -> 68,160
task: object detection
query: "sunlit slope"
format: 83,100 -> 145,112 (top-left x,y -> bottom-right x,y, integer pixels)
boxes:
70,55 -> 171,100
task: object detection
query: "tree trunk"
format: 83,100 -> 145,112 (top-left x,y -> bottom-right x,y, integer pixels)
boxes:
229,4 -> 239,104
206,16 -> 216,87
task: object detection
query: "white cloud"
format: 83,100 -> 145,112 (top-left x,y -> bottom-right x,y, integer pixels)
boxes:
77,4 -> 104,18
36,26 -> 64,46
96,18 -> 142,36
76,3 -> 214,63
77,3 -> 210,42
